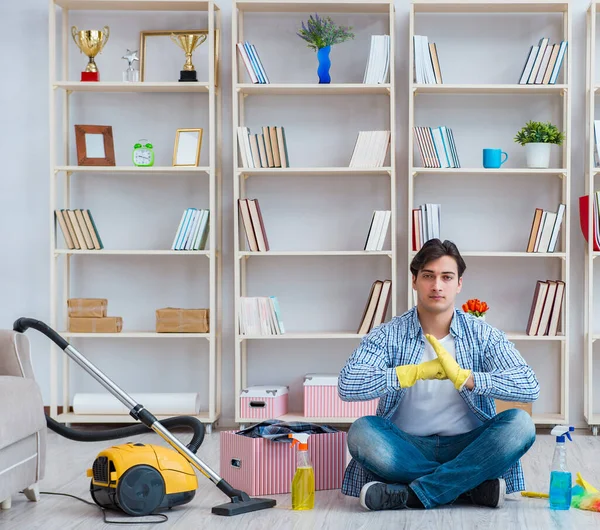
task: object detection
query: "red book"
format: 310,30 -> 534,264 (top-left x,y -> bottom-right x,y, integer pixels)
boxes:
579,195 -> 600,251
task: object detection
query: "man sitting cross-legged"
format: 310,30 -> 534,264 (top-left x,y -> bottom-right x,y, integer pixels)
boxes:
338,238 -> 539,511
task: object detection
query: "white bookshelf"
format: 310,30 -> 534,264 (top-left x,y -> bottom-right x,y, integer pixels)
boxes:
585,1 -> 600,436
48,0 -> 222,431
408,0 -> 571,427
232,0 -> 396,425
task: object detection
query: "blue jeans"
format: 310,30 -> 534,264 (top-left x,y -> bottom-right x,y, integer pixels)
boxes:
347,408 -> 536,509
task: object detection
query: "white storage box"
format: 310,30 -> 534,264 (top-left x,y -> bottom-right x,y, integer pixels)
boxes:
239,385 -> 288,419
304,374 -> 379,418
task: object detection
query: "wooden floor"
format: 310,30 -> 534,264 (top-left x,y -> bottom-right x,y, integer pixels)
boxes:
2,427 -> 600,529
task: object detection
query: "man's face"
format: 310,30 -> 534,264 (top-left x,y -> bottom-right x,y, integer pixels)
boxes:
412,256 -> 462,314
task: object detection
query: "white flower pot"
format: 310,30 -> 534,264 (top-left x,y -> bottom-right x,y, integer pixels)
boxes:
525,142 -> 552,168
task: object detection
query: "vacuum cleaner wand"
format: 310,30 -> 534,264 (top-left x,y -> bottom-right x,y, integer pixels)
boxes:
13,317 -> 276,516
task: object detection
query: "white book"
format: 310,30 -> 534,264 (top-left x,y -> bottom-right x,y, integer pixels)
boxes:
171,209 -> 189,250
547,204 -> 565,253
237,127 -> 249,168
366,211 -> 384,251
191,209 -> 207,250
184,209 -> 201,250
363,36 -> 375,83
537,211 -> 557,252
376,210 -> 391,250
519,45 -> 539,84
243,127 -> 254,168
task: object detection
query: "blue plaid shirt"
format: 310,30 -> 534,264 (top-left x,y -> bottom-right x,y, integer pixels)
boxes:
338,306 -> 540,497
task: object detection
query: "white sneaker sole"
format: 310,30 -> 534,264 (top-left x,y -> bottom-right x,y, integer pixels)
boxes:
359,481 -> 381,511
496,478 -> 506,509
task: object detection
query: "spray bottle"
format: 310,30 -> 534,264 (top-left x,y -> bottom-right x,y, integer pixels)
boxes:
289,433 -> 314,511
549,425 -> 575,510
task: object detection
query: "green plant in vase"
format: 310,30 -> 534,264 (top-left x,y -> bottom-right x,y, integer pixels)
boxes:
297,13 -> 354,84
514,120 -> 564,169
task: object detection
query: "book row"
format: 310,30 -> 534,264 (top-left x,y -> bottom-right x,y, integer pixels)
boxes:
171,208 -> 210,251
526,204 -> 565,253
526,280 -> 565,336
413,126 -> 461,169
412,203 -> 441,252
519,38 -> 567,85
237,126 -> 290,169
55,209 -> 103,250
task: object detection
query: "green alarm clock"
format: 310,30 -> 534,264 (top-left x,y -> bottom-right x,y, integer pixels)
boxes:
132,139 -> 155,167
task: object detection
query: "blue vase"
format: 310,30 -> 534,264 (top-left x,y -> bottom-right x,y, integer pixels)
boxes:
317,46 -> 331,84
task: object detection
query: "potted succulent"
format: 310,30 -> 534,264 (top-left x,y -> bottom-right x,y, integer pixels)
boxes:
462,298 -> 489,321
514,120 -> 565,169
297,13 -> 355,84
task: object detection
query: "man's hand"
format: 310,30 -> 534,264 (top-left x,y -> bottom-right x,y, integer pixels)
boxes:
425,334 -> 472,390
395,359 -> 447,388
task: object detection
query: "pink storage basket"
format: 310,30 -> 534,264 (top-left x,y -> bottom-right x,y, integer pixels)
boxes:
239,385 -> 288,419
219,430 -> 347,496
304,374 -> 379,418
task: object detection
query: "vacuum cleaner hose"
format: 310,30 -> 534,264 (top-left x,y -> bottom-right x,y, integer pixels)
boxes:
45,413 -> 205,453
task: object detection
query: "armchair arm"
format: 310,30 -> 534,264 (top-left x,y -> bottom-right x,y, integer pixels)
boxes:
0,330 -> 36,379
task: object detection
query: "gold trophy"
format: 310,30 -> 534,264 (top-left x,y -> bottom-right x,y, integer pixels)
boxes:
170,33 -> 207,82
71,26 -> 110,82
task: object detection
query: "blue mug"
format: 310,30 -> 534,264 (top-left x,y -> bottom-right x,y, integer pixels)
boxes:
483,148 -> 508,169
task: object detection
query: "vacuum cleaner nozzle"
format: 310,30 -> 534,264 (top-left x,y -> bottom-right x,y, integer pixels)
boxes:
212,480 -> 276,516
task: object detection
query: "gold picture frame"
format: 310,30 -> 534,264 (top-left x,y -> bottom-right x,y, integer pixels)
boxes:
139,29 -> 220,85
173,128 -> 203,167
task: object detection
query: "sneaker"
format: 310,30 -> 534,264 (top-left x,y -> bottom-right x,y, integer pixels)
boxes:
466,478 -> 506,508
360,482 -> 409,511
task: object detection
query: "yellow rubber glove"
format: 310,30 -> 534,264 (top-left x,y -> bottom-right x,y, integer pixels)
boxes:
395,359 -> 447,388
425,334 -> 472,390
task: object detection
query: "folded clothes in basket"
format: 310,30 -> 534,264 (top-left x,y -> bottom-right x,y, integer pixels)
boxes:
235,419 -> 339,442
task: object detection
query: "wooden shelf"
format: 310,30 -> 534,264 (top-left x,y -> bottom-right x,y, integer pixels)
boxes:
413,83 -> 568,95
54,81 -> 210,93
54,249 -> 211,256
238,250 -> 392,257
239,167 -> 392,177
235,0 -> 392,13
237,83 -> 391,95
61,331 -> 211,339
54,0 -> 216,10
55,166 -> 210,175
413,0 -> 569,14
409,250 -> 566,258
531,413 -> 567,425
412,167 -> 566,176
57,412 -> 214,423
505,333 -> 566,341
238,332 -> 365,340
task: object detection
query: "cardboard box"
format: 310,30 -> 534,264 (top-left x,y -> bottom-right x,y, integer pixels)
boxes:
220,430 -> 347,496
495,400 -> 533,416
155,308 -> 209,333
67,298 -> 107,318
304,374 -> 379,418
68,316 -> 122,333
239,385 -> 288,419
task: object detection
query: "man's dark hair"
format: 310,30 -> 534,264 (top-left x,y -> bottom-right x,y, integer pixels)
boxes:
410,239 -> 466,278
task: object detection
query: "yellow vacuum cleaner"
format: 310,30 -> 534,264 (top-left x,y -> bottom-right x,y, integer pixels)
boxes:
14,317 -> 276,517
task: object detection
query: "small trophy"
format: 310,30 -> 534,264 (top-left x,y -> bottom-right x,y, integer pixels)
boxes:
170,33 -> 207,82
71,26 -> 110,82
122,49 -> 139,82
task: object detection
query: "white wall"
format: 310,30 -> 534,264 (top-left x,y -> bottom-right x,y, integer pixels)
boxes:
0,0 -> 596,428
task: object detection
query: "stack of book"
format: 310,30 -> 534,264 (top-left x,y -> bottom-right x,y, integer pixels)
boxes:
579,193 -> 600,251
519,38 -> 567,85
526,280 -> 565,336
363,35 -> 391,84
238,199 -> 269,252
413,35 -> 442,84
413,126 -> 461,168
357,280 -> 392,334
237,41 -> 269,84
171,208 -> 209,251
526,204 -> 565,253
238,296 -> 285,335
237,126 -> 289,169
67,297 -> 122,333
55,209 -> 103,250
412,204 -> 441,251
349,131 -> 391,168
364,210 -> 391,251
